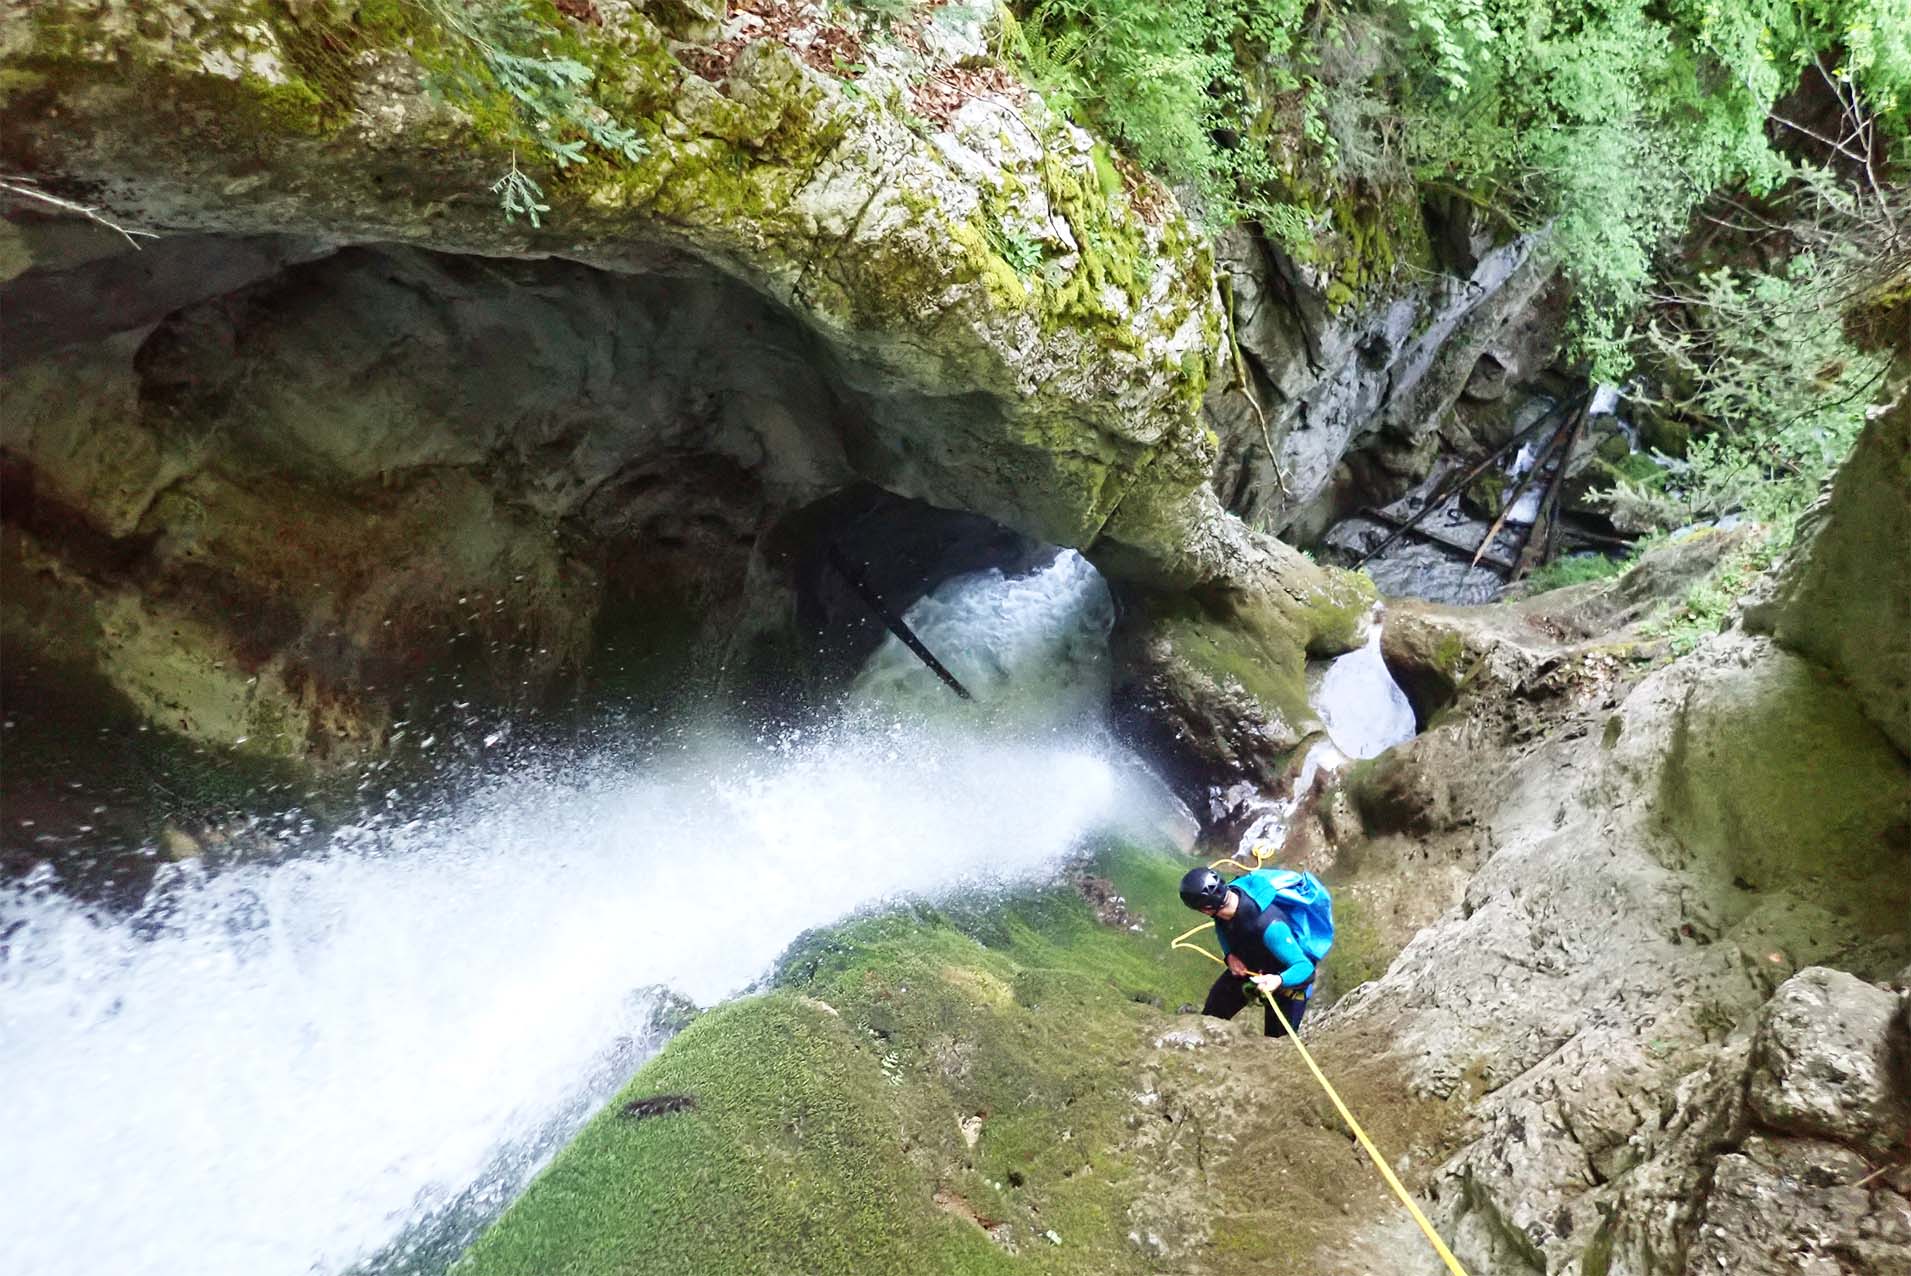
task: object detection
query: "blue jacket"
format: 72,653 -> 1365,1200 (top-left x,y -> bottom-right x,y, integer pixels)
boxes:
1213,881 -> 1315,991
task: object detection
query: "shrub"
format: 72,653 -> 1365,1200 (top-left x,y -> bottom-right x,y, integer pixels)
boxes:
1005,0 -> 1911,357
1521,552 -> 1631,595
1597,219 -> 1896,535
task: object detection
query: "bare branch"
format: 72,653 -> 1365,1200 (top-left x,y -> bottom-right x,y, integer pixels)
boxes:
1769,114 -> 1874,168
0,178 -> 159,250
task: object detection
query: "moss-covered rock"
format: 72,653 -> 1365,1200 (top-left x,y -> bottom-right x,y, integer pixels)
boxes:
458,845 -> 1228,1275
1107,536 -> 1375,806
1377,608 -> 1475,729
1,0 -> 1232,583
458,992 -> 1019,1276
459,839 -> 1483,1275
1,0 -> 1387,789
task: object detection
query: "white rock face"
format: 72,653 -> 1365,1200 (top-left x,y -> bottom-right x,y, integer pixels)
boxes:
1309,516 -> 1910,1275
1749,968 -> 1911,1156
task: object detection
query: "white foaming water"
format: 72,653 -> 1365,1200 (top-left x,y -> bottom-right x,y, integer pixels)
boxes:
852,549 -> 1114,722
1313,626 -> 1417,760
1232,620 -> 1417,853
1232,739 -> 1339,853
0,556 -> 1152,1276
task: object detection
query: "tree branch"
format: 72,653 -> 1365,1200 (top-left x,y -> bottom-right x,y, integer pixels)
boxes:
0,178 -> 159,250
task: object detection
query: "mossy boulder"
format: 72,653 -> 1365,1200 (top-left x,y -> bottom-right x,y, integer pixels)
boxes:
1108,542 -> 1375,807
1377,607 -> 1475,729
1,0 -> 1234,584
1635,404 -> 1691,459
1344,744 -> 1455,836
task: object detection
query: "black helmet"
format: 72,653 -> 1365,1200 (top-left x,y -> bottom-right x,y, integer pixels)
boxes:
1179,866 -> 1229,912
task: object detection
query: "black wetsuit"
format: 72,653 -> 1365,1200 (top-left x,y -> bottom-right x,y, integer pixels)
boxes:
1200,891 -> 1314,1038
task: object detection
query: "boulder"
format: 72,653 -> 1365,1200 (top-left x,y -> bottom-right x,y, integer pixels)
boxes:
1344,742 -> 1455,835
1748,967 -> 1911,1156
1752,392 -> 1911,756
1689,1136 -> 1911,1276
1110,567 -> 1373,804
1654,644 -> 1911,924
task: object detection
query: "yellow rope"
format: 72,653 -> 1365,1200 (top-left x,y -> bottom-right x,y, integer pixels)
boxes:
1168,927 -> 1471,1276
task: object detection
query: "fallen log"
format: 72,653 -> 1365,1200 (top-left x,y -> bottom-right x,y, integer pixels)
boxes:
1349,507 -> 1521,574
1352,389 -> 1592,570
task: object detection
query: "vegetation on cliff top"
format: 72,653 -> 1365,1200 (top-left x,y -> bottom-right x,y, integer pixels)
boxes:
1006,0 -> 1910,359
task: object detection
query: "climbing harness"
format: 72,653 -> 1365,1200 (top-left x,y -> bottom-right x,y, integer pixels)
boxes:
1170,853 -> 1473,1276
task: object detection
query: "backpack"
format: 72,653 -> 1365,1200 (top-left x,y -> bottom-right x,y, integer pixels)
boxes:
1232,868 -> 1335,963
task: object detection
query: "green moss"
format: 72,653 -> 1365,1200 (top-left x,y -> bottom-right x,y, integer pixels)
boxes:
241,71 -> 330,133
1262,173 -> 1432,312
1089,143 -> 1123,199
1301,569 -> 1380,654
1600,451 -> 1669,486
1318,891 -> 1389,996
463,844 -> 1219,1276
458,992 -> 1014,1276
0,67 -> 49,97
933,129 -> 1183,359
268,0 -> 432,126
1467,470 -> 1507,516
15,0 -> 444,145
1154,603 -> 1312,732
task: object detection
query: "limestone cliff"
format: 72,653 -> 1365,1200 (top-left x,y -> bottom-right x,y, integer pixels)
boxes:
1315,396 -> 1911,1274
1,0 -> 1369,781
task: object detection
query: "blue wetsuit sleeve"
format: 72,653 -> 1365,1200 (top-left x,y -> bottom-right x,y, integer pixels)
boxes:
1261,917 -> 1315,988
1213,920 -> 1232,957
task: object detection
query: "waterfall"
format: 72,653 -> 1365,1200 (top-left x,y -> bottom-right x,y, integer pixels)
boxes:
851,548 -> 1114,722
1313,626 -> 1417,760
0,554 -> 1159,1276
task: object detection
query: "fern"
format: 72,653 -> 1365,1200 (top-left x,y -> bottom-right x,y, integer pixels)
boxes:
490,157 -> 551,227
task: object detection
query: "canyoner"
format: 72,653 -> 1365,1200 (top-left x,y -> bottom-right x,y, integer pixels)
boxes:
1172,854 -> 1473,1276
1175,857 -> 1334,1039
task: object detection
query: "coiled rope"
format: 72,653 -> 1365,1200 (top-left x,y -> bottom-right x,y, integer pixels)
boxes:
1170,861 -> 1471,1276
